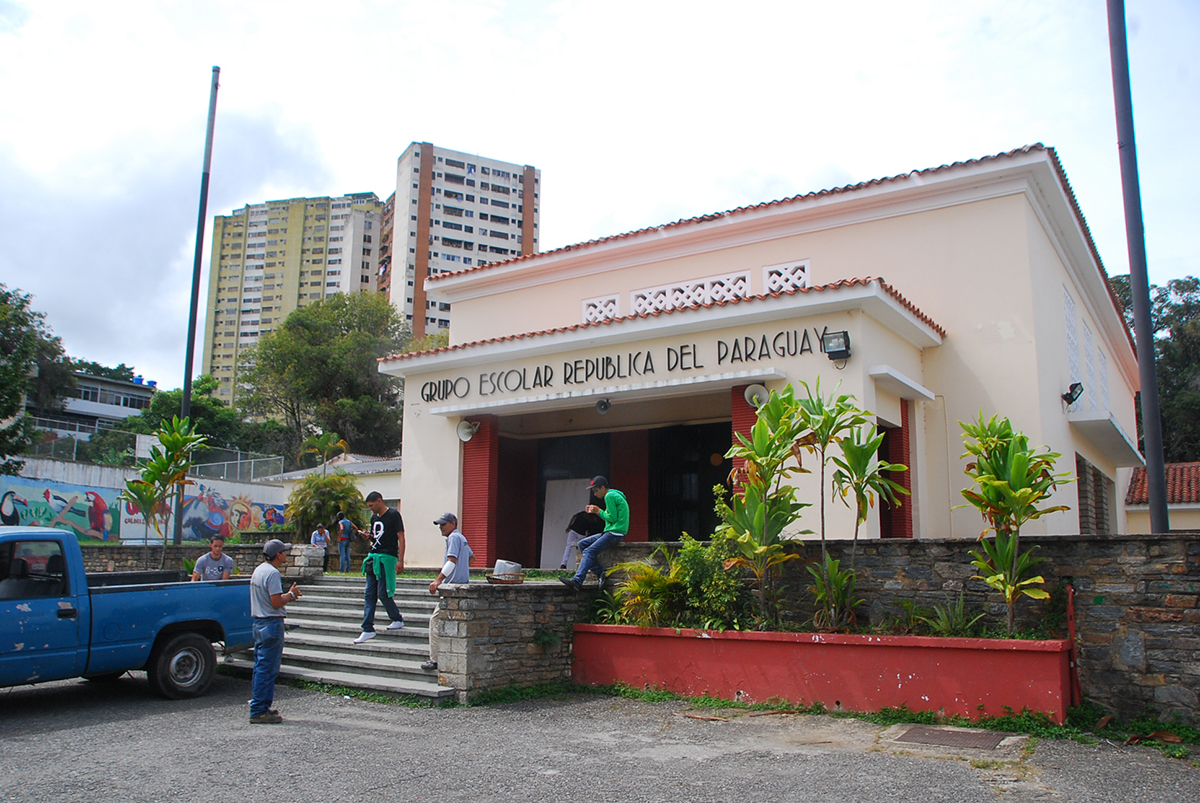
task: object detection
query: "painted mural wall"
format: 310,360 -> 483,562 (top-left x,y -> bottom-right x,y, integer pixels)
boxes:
0,458 -> 287,544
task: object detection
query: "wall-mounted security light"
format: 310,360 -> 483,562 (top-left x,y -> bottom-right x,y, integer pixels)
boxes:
743,384 -> 770,409
596,399 -> 611,415
822,330 -> 851,362
456,420 -> 481,442
1061,382 -> 1084,406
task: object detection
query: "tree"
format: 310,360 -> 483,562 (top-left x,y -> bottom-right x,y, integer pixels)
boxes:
239,292 -> 409,456
284,471 -> 369,540
1,285 -> 43,474
301,431 -> 349,474
118,417 -> 206,566
1109,274 -> 1200,462
70,360 -> 136,382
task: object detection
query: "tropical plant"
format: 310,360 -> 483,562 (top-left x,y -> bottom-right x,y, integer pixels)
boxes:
284,470 -> 370,541
830,423 -> 909,571
674,532 -> 751,630
918,591 -> 987,637
958,413 -> 1072,632
301,431 -> 350,475
792,379 -> 870,559
119,416 -> 207,566
806,553 -> 863,630
608,546 -> 684,628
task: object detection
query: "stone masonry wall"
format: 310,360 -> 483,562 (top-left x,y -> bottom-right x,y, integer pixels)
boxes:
79,543 -> 325,581
609,534 -> 1200,723
433,583 -> 584,704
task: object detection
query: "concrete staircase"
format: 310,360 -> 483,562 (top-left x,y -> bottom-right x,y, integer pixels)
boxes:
225,575 -> 454,702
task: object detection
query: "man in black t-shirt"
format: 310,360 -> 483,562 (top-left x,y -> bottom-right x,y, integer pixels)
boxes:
353,491 -> 407,644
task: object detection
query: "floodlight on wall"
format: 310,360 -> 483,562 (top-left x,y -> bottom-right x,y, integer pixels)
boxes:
1061,382 -> 1084,406
744,384 -> 770,409
456,420 -> 480,442
595,399 -> 611,415
822,330 -> 851,362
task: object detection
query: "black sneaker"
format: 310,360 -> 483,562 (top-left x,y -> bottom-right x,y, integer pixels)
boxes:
250,712 -> 283,724
559,577 -> 582,591
421,660 -> 438,671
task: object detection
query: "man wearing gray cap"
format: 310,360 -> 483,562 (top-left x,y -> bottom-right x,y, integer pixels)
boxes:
422,512 -> 472,672
249,539 -> 301,724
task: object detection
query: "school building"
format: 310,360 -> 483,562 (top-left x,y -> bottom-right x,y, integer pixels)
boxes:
380,145 -> 1142,568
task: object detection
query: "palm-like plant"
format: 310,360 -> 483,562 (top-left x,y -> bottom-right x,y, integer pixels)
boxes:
301,431 -> 349,475
119,417 -> 206,566
609,547 -> 684,628
959,413 -> 1072,632
830,424 -> 909,571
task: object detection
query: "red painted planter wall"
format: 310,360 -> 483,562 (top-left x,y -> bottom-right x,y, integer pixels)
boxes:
573,624 -> 1072,723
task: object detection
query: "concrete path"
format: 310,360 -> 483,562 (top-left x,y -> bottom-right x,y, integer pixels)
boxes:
0,674 -> 1196,802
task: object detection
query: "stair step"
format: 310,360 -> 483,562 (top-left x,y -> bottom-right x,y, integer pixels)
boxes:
284,630 -> 430,658
279,646 -> 437,680
287,618 -> 430,640
224,655 -> 452,700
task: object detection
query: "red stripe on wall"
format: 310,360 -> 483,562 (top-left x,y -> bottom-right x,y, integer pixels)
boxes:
461,415 -> 499,565
731,385 -> 758,486
610,430 -> 649,542
880,401 -> 914,539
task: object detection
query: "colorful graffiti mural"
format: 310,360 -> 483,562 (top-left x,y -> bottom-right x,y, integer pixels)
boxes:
0,477 -> 285,544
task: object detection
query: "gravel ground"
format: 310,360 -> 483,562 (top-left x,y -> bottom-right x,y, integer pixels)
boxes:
0,673 -> 1196,802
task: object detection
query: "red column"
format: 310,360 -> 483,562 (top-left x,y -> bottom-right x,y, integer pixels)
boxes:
880,401 -> 914,539
461,415 -> 499,566
610,430 -> 649,542
730,385 -> 758,484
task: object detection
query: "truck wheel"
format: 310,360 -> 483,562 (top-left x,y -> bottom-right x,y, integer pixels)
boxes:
147,633 -> 216,699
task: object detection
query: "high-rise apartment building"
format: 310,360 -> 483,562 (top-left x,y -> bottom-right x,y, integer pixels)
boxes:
201,192 -> 383,400
380,142 -> 540,337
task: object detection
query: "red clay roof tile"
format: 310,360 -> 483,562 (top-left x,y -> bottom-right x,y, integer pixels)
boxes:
1125,463 -> 1200,505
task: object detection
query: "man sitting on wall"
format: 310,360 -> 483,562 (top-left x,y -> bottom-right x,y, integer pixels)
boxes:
191,536 -> 233,581
559,476 -> 628,591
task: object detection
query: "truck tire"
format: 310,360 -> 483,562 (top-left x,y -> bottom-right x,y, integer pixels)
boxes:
147,633 -> 216,699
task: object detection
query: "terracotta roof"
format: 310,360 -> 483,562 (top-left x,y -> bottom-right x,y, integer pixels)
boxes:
1125,463 -> 1200,505
428,143 -> 1134,353
381,277 -> 943,364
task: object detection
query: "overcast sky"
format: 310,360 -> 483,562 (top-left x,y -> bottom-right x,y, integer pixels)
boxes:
1,0 -> 1196,391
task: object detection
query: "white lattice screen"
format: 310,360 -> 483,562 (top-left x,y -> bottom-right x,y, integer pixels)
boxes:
763,261 -> 809,293
630,271 -> 751,316
582,295 -> 619,323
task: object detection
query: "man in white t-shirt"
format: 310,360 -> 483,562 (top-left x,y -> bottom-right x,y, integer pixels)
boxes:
249,539 -> 301,724
192,536 -> 233,581
422,512 -> 472,672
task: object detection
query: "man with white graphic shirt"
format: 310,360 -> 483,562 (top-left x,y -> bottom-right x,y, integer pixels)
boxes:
352,491 -> 405,644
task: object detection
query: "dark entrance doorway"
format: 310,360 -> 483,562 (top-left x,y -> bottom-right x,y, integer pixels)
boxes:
647,422 -> 731,540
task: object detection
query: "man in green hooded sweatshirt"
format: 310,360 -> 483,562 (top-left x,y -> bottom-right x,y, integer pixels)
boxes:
560,475 -> 628,591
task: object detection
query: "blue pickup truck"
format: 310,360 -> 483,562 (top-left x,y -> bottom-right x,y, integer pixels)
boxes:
0,526 -> 254,698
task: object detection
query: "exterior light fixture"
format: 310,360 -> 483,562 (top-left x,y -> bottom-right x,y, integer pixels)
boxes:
822,330 -> 851,362
1061,382 -> 1084,405
596,399 -> 611,415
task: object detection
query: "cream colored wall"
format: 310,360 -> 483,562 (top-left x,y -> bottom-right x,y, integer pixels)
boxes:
1126,506 -> 1200,534
397,406 -> 464,566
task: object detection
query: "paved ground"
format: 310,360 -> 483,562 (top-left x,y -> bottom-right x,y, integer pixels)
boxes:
1,673 -> 1197,802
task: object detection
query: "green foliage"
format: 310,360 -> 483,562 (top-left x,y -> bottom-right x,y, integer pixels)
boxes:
959,413 -> 1071,633
830,423 -> 909,570
0,284 -> 42,474
917,591 -> 987,637
530,628 -> 561,650
119,417 -> 207,553
674,533 -> 752,630
806,553 -> 863,630
609,546 -> 685,627
284,470 -> 369,539
301,431 -> 349,473
238,291 -> 408,457
70,359 -> 136,382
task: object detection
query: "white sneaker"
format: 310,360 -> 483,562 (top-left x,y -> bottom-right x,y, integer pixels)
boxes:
353,631 -> 376,644
387,621 -> 405,630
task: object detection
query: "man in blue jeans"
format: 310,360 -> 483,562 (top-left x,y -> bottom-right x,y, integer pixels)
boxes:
336,511 -> 355,573
560,476 -> 628,591
353,492 -> 405,644
249,539 -> 301,724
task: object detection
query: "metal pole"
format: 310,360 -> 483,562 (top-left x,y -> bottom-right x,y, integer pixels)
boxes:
174,66 -> 220,545
1107,1 -> 1169,533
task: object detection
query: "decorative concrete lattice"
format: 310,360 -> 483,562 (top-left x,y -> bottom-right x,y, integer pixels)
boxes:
763,261 -> 809,294
582,295 -> 619,323
630,271 -> 751,316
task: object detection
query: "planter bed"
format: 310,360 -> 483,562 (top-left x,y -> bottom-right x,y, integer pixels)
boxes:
573,624 -> 1072,723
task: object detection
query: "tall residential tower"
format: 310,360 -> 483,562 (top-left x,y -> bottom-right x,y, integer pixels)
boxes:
201,192 -> 383,401
381,142 -> 540,337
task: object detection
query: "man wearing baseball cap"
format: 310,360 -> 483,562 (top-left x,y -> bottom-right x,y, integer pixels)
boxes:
559,476 -> 628,591
249,539 -> 301,724
422,512 -> 473,672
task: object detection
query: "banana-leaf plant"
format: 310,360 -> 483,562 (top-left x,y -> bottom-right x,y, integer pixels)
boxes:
119,416 -> 206,568
958,413 -> 1072,632
830,423 -> 909,571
